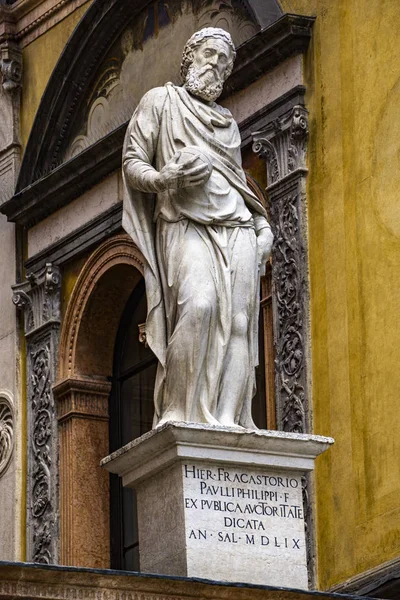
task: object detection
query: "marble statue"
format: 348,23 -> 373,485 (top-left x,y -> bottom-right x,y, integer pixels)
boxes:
122,28 -> 273,428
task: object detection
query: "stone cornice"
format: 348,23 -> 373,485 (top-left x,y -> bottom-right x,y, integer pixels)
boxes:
0,0 -> 89,48
329,555 -> 400,597
0,13 -> 314,228
54,376 -> 111,422
1,125 -> 125,226
0,561 -> 372,600
222,14 -> 315,99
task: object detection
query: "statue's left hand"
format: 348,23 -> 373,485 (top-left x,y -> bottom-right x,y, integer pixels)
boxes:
256,227 -> 273,276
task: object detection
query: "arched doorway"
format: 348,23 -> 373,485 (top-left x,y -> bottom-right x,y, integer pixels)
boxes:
55,234 -> 146,569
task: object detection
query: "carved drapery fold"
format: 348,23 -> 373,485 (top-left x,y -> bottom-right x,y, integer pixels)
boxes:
12,263 -> 61,564
252,104 -> 310,434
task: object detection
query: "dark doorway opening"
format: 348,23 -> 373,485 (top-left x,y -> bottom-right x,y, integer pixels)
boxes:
109,279 -> 157,570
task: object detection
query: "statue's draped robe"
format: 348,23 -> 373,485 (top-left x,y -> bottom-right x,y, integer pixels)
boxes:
122,83 -> 268,427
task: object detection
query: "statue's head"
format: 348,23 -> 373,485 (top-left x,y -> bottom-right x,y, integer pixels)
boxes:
181,28 -> 236,102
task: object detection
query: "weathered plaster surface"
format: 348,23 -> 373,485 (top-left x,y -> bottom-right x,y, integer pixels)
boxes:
223,55 -> 303,124
27,172 -> 121,258
20,2 -> 90,150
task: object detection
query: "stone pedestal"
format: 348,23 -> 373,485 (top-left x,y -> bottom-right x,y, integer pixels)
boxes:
102,423 -> 333,589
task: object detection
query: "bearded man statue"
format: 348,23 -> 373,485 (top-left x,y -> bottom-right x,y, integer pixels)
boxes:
122,28 -> 273,429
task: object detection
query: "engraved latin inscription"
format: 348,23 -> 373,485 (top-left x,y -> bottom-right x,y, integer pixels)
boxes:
183,464 -> 306,556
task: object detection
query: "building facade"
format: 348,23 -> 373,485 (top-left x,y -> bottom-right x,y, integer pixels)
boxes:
0,0 -> 399,597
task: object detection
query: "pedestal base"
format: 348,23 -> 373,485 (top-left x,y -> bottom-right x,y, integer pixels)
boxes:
102,423 -> 333,589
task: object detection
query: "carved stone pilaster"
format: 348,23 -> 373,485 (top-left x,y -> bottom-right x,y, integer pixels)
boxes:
252,105 -> 308,186
1,42 -> 22,92
252,104 -> 310,434
54,377 -> 111,567
12,263 -> 61,564
0,41 -> 22,204
252,104 -> 313,586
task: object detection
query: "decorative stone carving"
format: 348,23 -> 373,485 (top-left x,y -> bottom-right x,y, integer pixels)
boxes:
0,41 -> 22,204
252,105 -> 309,434
252,101 -> 313,584
0,42 -> 22,92
12,263 -> 61,564
0,393 -> 14,477
252,105 -> 308,186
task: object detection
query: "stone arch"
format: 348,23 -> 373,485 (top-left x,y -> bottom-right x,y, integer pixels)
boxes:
54,234 -> 145,569
15,0 -> 282,192
58,233 -> 145,381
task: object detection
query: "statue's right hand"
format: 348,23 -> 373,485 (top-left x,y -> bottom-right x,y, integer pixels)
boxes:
156,152 -> 211,191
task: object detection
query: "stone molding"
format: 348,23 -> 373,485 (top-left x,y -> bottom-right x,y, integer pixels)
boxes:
54,377 -> 111,423
12,263 -> 61,564
103,422 -> 333,485
0,0 -> 89,49
329,555 -> 400,597
0,391 -> 14,477
0,562 -> 363,600
58,234 -> 144,381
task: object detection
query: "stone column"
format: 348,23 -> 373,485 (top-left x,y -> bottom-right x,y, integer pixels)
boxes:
12,263 -> 61,564
54,377 -> 111,568
0,41 -> 22,204
252,105 -> 310,434
252,105 -> 315,583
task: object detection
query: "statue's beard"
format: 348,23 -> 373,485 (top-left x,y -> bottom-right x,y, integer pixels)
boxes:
184,64 -> 224,102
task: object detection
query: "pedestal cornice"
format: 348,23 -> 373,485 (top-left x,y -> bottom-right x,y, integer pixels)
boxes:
102,422 -> 334,487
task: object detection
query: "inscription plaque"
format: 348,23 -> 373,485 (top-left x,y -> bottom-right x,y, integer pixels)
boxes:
183,462 -> 306,587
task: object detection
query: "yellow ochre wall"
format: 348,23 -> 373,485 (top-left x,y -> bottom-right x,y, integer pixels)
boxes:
281,0 -> 400,590
20,1 -> 91,150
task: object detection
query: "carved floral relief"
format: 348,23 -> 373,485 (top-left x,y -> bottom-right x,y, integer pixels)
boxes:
12,264 -> 61,564
252,106 -> 309,434
0,394 -> 14,477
